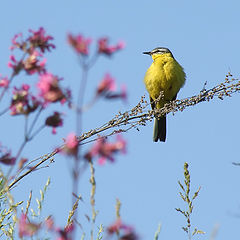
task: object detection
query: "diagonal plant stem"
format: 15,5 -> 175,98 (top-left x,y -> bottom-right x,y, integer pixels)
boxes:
0,73 -> 15,102
29,125 -> 45,140
7,150 -> 57,190
0,107 -> 9,116
27,106 -> 44,138
6,106 -> 45,186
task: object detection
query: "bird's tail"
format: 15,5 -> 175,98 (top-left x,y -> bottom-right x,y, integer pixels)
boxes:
153,116 -> 166,142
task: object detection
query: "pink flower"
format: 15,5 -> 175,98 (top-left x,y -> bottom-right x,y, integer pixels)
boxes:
8,29 -> 54,76
45,112 -> 63,134
8,55 -> 23,75
96,73 -> 116,95
28,27 -> 55,53
57,223 -> 74,240
85,134 -> 126,165
105,84 -> 127,102
96,74 -> 127,102
8,52 -> 45,76
108,219 -> 132,234
23,50 -> 46,75
107,219 -> 138,240
0,76 -> 9,88
37,73 -> 66,104
0,143 -> 16,165
68,33 -> 92,55
10,84 -> 40,115
10,33 -> 23,51
18,214 -> 40,238
66,133 -> 78,149
45,217 -> 74,240
60,133 -> 78,156
98,37 -> 125,56
0,153 -> 16,165
45,216 -> 54,231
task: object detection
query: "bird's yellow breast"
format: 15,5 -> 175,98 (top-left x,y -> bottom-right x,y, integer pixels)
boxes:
144,53 -> 186,108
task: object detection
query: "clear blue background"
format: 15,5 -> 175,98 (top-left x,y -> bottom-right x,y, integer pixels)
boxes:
1,0 -> 240,239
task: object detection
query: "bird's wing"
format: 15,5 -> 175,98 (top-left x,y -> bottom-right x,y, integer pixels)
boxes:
172,93 -> 177,101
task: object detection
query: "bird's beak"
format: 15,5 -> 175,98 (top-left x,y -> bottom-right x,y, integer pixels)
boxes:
143,51 -> 151,55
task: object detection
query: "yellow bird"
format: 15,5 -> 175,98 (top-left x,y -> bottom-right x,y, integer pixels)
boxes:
143,47 -> 186,142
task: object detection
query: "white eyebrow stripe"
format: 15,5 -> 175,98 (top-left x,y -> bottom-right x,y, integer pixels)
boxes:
151,48 -> 171,54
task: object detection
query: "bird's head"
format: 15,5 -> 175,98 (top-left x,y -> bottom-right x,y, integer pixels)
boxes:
143,47 -> 173,60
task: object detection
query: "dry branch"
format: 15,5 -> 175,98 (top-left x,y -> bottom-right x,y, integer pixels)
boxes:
8,73 -> 239,190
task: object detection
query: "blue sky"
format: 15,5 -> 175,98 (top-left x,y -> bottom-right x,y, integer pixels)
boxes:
1,0 -> 240,239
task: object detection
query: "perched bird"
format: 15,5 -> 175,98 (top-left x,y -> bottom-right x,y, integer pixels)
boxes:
143,47 -> 186,142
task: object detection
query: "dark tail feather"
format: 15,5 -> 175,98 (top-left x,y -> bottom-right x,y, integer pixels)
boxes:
153,116 -> 166,142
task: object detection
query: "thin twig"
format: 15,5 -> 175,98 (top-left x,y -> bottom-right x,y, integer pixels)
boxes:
8,150 -> 57,190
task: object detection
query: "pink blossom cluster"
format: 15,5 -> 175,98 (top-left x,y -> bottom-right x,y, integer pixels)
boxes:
8,28 -> 55,76
37,72 -> 71,106
107,219 -> 138,240
68,34 -> 92,55
0,76 -> 9,88
19,214 -> 73,240
96,73 -> 127,102
68,34 -> 125,57
9,75 -> 68,132
45,216 -> 74,240
45,112 -> 63,134
28,27 -> 56,53
10,84 -> 39,115
67,33 -> 127,103
18,214 -> 41,238
0,143 -> 16,165
2,28 -> 71,134
98,37 -> 125,56
85,134 -> 126,165
8,51 -> 46,75
10,28 -> 55,53
59,133 -> 79,156
7,28 -> 71,110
